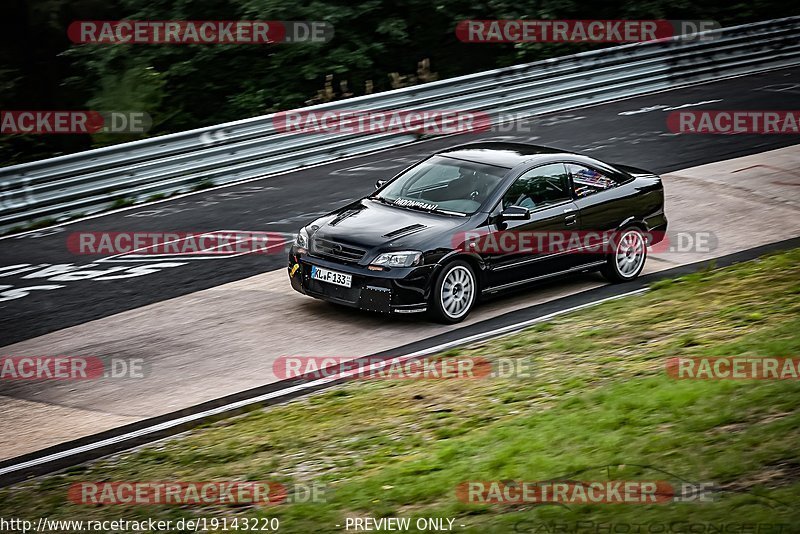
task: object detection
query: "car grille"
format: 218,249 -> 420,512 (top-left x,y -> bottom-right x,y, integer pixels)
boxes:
311,237 -> 366,263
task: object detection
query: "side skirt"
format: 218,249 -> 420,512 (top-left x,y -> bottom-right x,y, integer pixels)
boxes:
482,260 -> 607,294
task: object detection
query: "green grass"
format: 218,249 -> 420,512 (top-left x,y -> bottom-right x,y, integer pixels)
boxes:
2,249 -> 799,533
1,217 -> 57,236
192,178 -> 215,191
109,197 -> 135,209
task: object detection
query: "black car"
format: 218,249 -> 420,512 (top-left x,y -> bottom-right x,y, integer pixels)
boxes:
288,142 -> 667,323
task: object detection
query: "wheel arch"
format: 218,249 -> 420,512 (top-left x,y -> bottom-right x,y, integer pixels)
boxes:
616,217 -> 649,232
436,251 -> 485,293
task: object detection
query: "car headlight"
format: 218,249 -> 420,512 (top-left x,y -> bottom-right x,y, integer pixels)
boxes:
295,227 -> 309,249
371,251 -> 422,268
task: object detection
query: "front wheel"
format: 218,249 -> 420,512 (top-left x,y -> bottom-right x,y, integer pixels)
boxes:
601,228 -> 647,283
429,260 -> 477,324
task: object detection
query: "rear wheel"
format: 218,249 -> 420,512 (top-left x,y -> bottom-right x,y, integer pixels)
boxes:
429,260 -> 477,324
601,227 -> 647,283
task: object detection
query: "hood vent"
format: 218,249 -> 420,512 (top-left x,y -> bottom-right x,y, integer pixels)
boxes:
328,209 -> 360,226
382,224 -> 427,238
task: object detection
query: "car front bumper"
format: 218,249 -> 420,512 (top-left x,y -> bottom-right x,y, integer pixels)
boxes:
288,247 -> 437,314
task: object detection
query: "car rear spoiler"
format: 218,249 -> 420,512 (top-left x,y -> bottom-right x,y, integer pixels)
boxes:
614,163 -> 660,178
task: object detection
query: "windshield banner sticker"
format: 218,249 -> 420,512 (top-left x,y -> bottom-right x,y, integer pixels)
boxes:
392,199 -> 439,211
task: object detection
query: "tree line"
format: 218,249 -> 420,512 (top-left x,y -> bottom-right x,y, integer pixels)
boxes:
0,0 -> 793,165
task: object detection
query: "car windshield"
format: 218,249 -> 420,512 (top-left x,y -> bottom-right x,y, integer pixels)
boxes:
373,155 -> 508,215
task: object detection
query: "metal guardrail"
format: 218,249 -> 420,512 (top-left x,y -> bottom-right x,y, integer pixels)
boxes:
1,17 -> 799,232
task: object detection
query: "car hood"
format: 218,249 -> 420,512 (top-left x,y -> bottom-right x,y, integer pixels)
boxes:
308,198 -> 470,253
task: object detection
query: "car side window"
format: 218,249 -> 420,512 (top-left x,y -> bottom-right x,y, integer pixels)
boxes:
566,164 -> 617,198
502,163 -> 570,210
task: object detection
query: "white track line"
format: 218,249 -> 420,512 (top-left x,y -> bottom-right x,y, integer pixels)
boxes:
0,287 -> 648,477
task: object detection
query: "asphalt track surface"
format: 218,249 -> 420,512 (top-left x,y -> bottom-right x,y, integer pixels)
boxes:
2,67 -> 800,346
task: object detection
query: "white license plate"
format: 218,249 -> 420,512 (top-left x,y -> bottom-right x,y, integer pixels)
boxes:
311,266 -> 352,288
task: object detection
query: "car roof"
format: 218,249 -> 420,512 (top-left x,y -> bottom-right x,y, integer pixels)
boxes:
435,142 -> 574,169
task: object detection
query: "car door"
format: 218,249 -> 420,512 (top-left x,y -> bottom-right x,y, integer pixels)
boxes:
484,163 -> 581,290
565,162 -> 630,264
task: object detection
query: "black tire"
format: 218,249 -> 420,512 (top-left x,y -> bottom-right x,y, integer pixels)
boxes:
428,260 -> 477,324
601,227 -> 648,283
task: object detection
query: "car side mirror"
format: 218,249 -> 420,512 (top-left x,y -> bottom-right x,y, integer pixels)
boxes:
500,205 -> 531,221
375,179 -> 387,189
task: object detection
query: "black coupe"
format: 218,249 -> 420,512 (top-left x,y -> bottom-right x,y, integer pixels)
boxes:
288,142 -> 667,323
